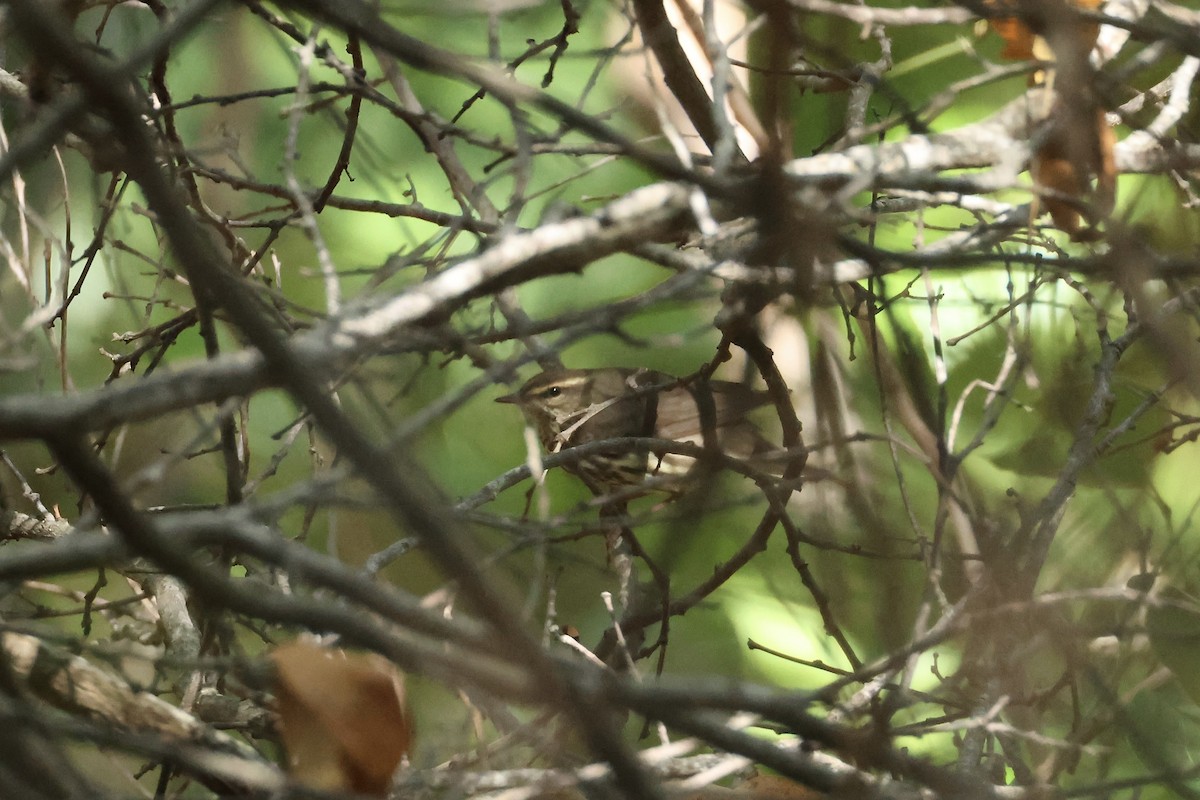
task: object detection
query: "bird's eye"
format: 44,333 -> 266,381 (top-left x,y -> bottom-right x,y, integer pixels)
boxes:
544,386 -> 562,398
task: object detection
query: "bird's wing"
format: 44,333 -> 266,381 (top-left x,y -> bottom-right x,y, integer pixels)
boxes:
652,381 -> 774,441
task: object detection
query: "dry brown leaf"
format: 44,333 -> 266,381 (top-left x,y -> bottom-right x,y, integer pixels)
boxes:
736,773 -> 825,800
990,15 -> 1037,60
272,640 -> 412,797
984,0 -> 1115,237
987,0 -> 1102,75
686,773 -> 827,800
1034,148 -> 1085,234
1032,107 -> 1116,238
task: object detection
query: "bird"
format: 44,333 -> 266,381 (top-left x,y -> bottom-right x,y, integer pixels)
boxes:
495,367 -> 789,497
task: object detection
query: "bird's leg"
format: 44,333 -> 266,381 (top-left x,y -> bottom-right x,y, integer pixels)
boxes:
599,501 -> 636,613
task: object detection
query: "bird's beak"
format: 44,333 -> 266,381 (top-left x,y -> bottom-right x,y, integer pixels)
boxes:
495,392 -> 519,405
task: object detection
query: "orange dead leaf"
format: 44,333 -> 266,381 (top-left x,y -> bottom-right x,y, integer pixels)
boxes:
272,640 -> 412,797
685,774 -> 825,800
736,774 -> 825,800
990,15 -> 1037,60
1032,107 -> 1116,239
986,0 -> 1101,76
1095,118 -> 1118,212
1034,149 -> 1085,234
984,0 -> 1115,237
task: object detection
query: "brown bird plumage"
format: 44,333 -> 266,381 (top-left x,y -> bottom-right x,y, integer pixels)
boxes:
496,368 -> 783,496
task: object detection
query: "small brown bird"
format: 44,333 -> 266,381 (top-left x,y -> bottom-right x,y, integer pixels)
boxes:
496,368 -> 786,497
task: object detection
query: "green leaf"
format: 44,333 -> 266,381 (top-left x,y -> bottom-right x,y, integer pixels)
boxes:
1147,587 -> 1200,705
1126,680 -> 1200,793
